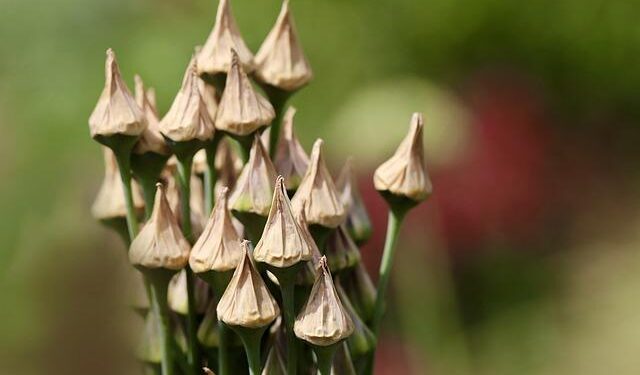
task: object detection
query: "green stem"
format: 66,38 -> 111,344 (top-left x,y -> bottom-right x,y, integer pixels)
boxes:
204,143 -> 219,216
218,323 -> 232,375
140,177 -> 157,220
176,155 -> 200,375
150,279 -> 174,375
313,343 -> 338,375
268,97 -> 288,160
113,151 -> 139,239
282,281 -> 297,375
232,326 -> 266,375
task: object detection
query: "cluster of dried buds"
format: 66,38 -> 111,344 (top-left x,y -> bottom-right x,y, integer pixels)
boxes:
89,1 -> 431,375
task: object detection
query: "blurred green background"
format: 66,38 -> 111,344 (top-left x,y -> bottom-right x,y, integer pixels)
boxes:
3,0 -> 640,374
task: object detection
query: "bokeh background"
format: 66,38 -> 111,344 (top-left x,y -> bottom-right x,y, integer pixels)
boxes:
2,0 -> 640,374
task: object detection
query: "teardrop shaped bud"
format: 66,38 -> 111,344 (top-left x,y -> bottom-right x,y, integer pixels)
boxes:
215,138 -> 243,194
129,183 -> 191,271
341,261 -> 376,322
261,346 -> 286,375
373,113 -> 432,206
92,147 -> 145,221
335,157 -> 372,245
331,342 -> 357,375
294,257 -> 354,346
133,75 -> 171,155
254,176 -> 313,268
325,225 -> 361,274
291,139 -> 345,228
197,0 -> 254,78
229,135 -> 277,217
168,269 -> 210,315
159,57 -> 215,143
215,50 -> 275,136
192,149 -> 208,175
274,107 -> 309,192
254,0 -> 313,92
217,241 -> 280,328
89,49 -> 146,138
335,281 -> 376,359
190,187 -> 244,273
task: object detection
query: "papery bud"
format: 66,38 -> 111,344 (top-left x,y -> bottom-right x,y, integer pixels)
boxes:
217,241 -> 280,328
294,257 -> 354,346
254,0 -> 313,92
192,149 -> 208,175
335,282 -> 376,359
197,0 -> 254,78
159,57 -> 215,143
129,183 -> 191,272
215,50 -> 275,136
273,107 -> 309,192
341,261 -> 376,322
92,148 -> 144,221
89,49 -> 146,139
164,170 -> 206,238
253,176 -> 313,268
291,139 -> 345,228
214,138 -> 243,194
133,75 -> 171,155
261,346 -> 286,375
335,157 -> 372,245
325,225 -> 361,274
198,76 -> 219,122
190,187 -> 243,273
168,269 -> 210,315
331,342 -> 357,375
229,135 -> 277,217
373,113 -> 432,205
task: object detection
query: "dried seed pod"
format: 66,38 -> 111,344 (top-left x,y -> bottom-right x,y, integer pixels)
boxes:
192,149 -> 208,175
133,75 -> 170,155
253,176 -> 313,268
129,183 -> 191,272
215,50 -> 275,136
291,139 -> 345,228
261,346 -> 286,375
273,107 -> 309,192
373,113 -> 432,205
324,225 -> 361,274
294,257 -> 354,346
197,0 -> 254,78
335,157 -> 372,245
214,138 -> 243,194
229,135 -> 277,217
335,281 -> 376,359
217,241 -> 280,328
189,187 -> 243,273
198,76 -> 219,123
254,0 -> 313,92
159,57 -> 215,143
92,148 -> 144,221
89,49 -> 146,139
168,269 -> 210,315
340,261 -> 376,323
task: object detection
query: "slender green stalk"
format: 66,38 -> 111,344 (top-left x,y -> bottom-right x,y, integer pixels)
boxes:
113,151 -> 139,239
176,155 -> 200,375
204,138 -> 220,216
264,87 -> 291,159
231,326 -> 266,375
218,323 -> 232,375
313,343 -> 338,375
282,281 -> 297,375
150,279 -> 175,375
140,178 -> 157,220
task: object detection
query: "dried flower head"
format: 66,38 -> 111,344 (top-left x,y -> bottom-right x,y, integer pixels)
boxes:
197,0 -> 254,77
335,157 -> 372,244
253,176 -> 313,268
92,147 -> 144,220
159,57 -> 215,143
215,50 -> 275,136
254,0 -> 313,92
274,107 -> 309,192
325,225 -> 361,274
229,135 -> 277,217
168,269 -> 210,315
291,139 -> 345,228
89,49 -> 146,138
261,346 -> 286,375
217,241 -> 280,328
133,75 -> 170,155
294,257 -> 354,346
189,187 -> 243,273
129,183 -> 191,271
373,113 -> 432,203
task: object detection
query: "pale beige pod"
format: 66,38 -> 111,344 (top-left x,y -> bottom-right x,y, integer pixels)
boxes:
335,157 -> 372,244
89,49 -> 146,138
158,57 -> 215,143
133,75 -> 170,155
129,183 -> 191,270
294,257 -> 354,346
290,139 -> 346,228
254,0 -> 313,92
217,241 -> 280,328
253,176 -> 313,268
373,113 -> 432,202
189,187 -> 243,273
197,0 -> 254,77
215,50 -> 275,137
273,107 -> 310,192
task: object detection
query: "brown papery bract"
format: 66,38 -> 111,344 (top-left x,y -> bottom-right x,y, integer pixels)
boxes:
274,107 -> 309,192
217,241 -> 280,328
373,112 -> 432,202
129,183 -> 191,270
89,49 -> 146,138
133,75 -> 170,155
